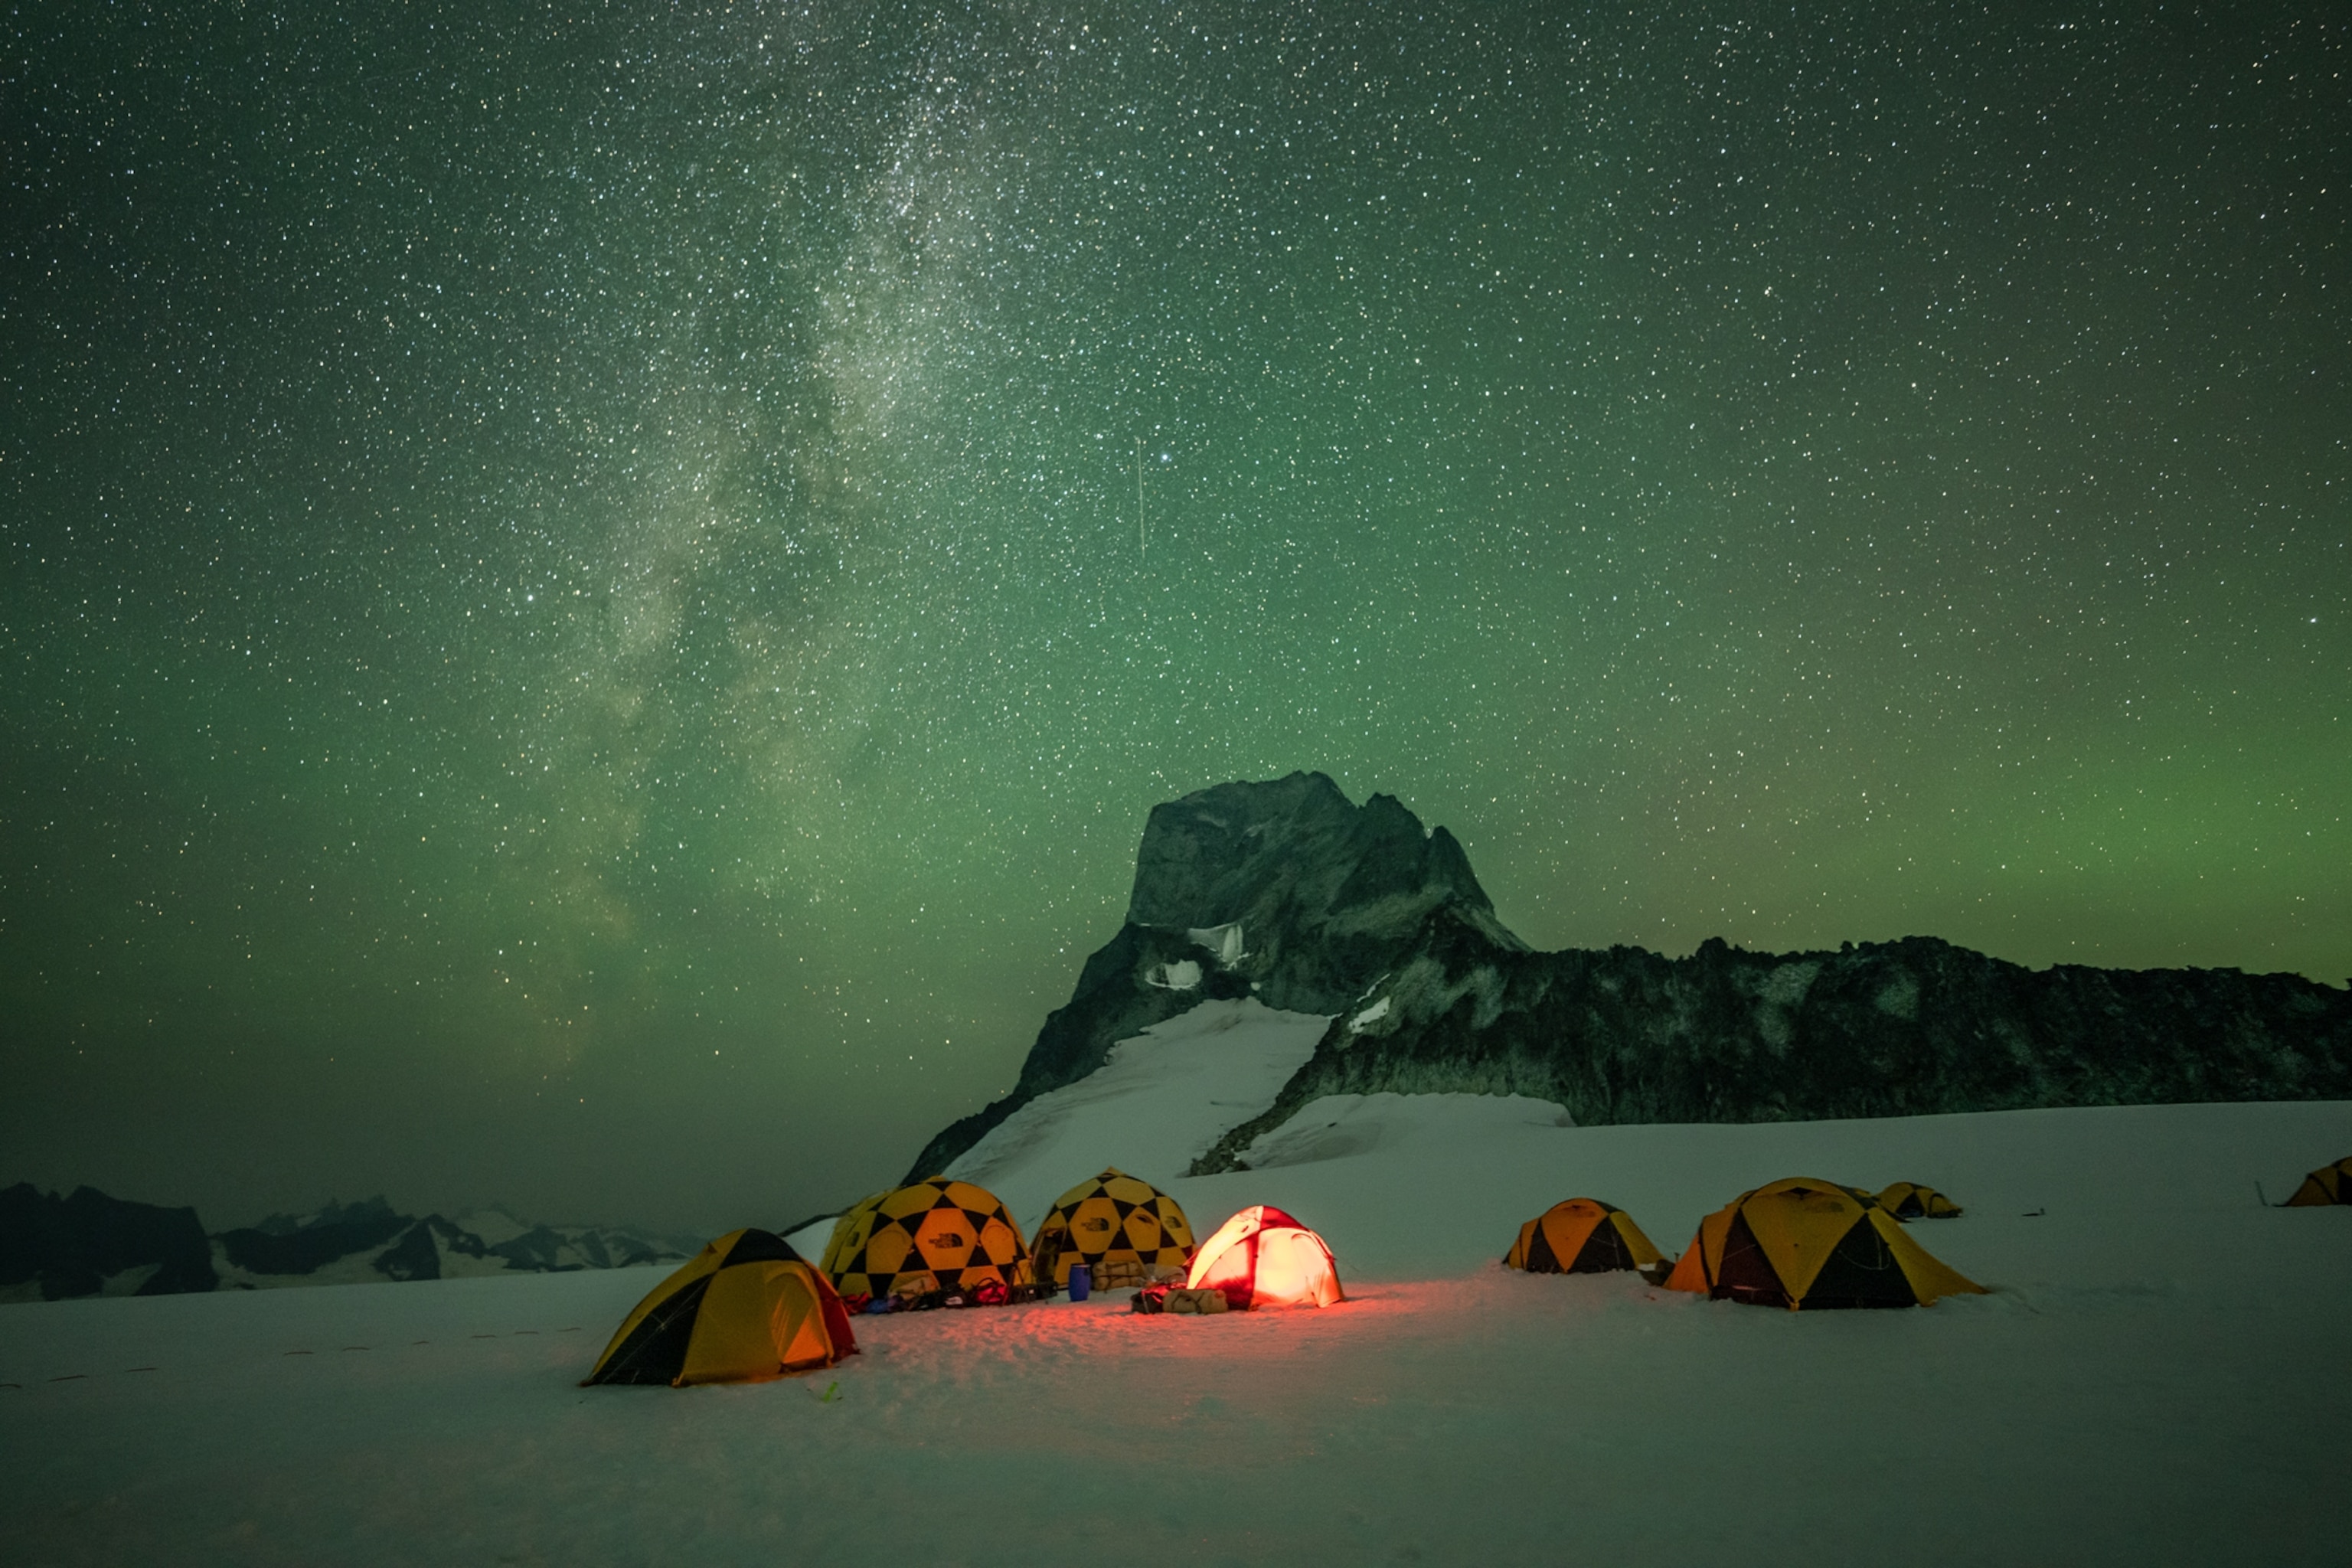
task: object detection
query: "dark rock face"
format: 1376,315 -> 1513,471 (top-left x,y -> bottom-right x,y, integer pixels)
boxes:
216,1197 -> 409,1276
372,1216 -> 449,1282
902,772 -> 1520,1181
0,1183 -> 218,1299
1122,770 -> 1519,1012
1192,931 -> 2352,1173
374,1214 -> 522,1282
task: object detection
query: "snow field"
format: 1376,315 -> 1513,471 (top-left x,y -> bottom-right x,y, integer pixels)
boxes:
4,1008 -> 2347,1566
3,1183 -> 2344,1566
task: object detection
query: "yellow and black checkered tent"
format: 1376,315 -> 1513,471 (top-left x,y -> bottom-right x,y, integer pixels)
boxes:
1877,1181 -> 1964,1220
1503,1198 -> 1662,1274
1662,1178 -> 1985,1309
2285,1155 -> 2351,1206
1031,1167 -> 1196,1289
583,1227 -> 854,1387
821,1176 -> 1034,1301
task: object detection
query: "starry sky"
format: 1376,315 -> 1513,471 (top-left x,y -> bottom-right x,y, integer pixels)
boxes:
5,2 -> 2345,1235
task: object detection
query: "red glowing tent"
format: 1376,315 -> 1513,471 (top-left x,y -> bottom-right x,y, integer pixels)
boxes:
1185,1204 -> 1343,1310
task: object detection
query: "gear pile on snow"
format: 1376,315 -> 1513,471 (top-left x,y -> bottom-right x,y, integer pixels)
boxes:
1130,1284 -> 1230,1315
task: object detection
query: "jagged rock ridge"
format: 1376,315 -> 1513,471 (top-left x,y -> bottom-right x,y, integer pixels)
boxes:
903,772 -> 1520,1181
1193,931 -> 2352,1173
905,774 -> 2352,1183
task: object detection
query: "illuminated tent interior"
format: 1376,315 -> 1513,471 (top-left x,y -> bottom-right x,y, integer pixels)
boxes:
583,1228 -> 854,1387
1030,1167 -> 1196,1290
1876,1182 -> 1965,1220
1503,1198 -> 1664,1275
1186,1204 -> 1344,1310
820,1177 -> 1036,1305
1662,1178 -> 1985,1310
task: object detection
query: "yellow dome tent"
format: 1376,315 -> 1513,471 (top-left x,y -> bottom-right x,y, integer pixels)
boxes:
1663,1178 -> 1986,1309
1031,1167 -> 1196,1289
1877,1181 -> 1964,1220
1504,1198 -> 1663,1275
583,1227 -> 854,1387
821,1176 -> 1036,1303
2285,1156 -> 2351,1206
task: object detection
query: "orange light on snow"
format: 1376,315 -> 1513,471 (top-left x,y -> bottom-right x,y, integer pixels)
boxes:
1186,1204 -> 1344,1310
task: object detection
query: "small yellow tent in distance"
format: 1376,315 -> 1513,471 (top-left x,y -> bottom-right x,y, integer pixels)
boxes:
1664,1178 -> 1985,1310
584,1228 -> 854,1387
1504,1198 -> 1662,1275
2284,1156 -> 2351,1206
1877,1181 -> 1963,1220
1031,1167 -> 1195,1289
821,1176 -> 1035,1302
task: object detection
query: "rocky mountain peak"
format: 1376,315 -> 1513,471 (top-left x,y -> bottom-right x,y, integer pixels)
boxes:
1122,773 -> 1521,1017
907,773 -> 2352,1189
903,773 -> 1512,1181
1128,773 -> 1496,931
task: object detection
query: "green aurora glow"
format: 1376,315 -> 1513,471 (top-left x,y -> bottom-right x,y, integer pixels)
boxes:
4,3 -> 2345,1231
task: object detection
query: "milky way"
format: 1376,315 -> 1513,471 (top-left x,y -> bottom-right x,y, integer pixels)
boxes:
5,3 -> 2344,1230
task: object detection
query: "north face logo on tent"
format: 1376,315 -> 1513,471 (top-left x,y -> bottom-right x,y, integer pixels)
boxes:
1031,1168 -> 1198,1289
819,1178 -> 1036,1302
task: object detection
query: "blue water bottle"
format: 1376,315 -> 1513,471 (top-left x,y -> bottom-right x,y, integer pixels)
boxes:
1067,1262 -> 1091,1302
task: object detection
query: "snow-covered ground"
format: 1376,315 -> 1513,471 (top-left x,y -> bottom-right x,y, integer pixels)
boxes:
6,1001 -> 2347,1564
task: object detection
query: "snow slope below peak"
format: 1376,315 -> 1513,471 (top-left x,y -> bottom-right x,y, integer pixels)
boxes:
941,998 -> 1329,1230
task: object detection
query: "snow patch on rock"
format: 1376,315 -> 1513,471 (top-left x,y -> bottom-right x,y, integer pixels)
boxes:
1187,921 -> 1246,964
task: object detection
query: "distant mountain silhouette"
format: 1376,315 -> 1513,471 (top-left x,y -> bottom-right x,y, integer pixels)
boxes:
0,1183 -> 217,1301
2,1188 -> 692,1302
